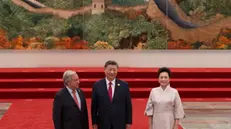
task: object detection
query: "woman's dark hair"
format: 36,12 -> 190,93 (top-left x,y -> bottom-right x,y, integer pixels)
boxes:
157,67 -> 171,78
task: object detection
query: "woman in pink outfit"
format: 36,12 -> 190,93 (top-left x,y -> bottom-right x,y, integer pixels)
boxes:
144,67 -> 185,129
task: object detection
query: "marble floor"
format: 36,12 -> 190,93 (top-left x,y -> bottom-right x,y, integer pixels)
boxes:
181,102 -> 231,129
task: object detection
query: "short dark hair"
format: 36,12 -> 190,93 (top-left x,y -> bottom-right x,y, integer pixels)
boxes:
104,60 -> 119,68
157,67 -> 171,78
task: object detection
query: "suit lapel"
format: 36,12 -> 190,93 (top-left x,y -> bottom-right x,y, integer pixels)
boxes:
76,88 -> 83,111
112,79 -> 119,103
103,78 -> 120,103
64,87 -> 81,111
64,87 -> 76,105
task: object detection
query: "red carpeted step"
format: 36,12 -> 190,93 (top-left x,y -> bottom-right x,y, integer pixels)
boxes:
0,68 -> 231,99
0,78 -> 231,88
0,88 -> 231,99
0,68 -> 231,79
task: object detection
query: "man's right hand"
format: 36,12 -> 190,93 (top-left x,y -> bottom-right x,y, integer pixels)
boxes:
92,124 -> 98,129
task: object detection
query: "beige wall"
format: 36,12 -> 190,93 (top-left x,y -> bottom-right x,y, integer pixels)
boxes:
0,50 -> 231,68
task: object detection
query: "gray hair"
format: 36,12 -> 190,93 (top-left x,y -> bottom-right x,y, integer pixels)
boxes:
63,70 -> 76,85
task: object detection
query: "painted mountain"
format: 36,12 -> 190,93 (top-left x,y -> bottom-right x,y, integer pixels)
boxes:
0,0 -> 230,50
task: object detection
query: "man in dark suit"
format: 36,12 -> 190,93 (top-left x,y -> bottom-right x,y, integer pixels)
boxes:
53,70 -> 89,129
91,60 -> 132,129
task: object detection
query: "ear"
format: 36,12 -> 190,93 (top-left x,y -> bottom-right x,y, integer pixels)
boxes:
64,81 -> 69,85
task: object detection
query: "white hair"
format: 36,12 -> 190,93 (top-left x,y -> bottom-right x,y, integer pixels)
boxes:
63,70 -> 76,85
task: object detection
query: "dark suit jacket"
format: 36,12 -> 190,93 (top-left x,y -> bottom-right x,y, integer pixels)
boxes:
91,79 -> 132,129
53,87 -> 89,129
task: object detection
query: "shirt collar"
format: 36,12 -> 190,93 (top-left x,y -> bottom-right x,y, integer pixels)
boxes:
105,77 -> 116,86
66,86 -> 78,93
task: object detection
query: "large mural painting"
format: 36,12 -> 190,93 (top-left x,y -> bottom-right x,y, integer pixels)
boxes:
0,0 -> 230,50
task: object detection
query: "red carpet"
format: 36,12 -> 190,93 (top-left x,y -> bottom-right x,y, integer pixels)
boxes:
0,99 -> 183,129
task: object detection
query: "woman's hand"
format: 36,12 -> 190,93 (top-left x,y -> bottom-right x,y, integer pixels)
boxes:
173,124 -> 178,129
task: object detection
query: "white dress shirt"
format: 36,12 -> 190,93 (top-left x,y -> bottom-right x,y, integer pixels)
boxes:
105,78 -> 116,98
66,86 -> 81,108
